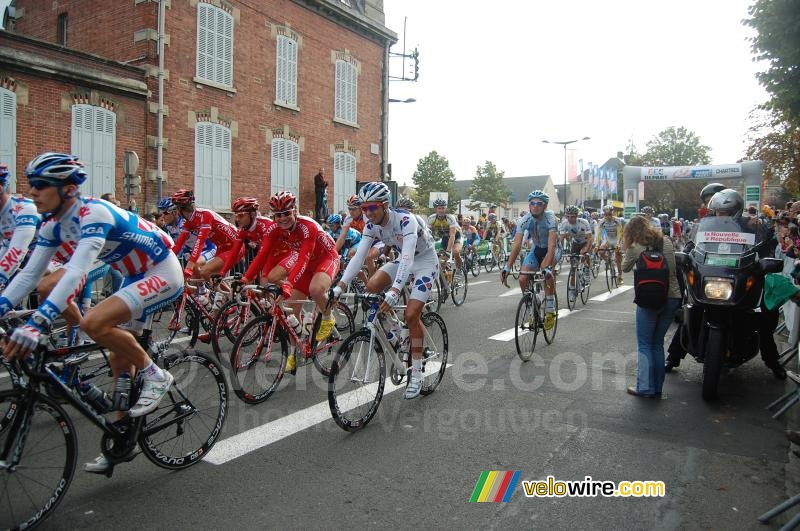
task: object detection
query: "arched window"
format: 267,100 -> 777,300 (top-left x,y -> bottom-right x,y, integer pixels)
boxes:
197,2 -> 234,87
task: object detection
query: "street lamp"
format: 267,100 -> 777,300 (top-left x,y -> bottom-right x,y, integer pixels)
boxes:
389,98 -> 416,103
542,136 -> 590,213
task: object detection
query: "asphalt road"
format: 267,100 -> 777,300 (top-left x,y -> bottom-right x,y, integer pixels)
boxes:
28,265 -> 798,530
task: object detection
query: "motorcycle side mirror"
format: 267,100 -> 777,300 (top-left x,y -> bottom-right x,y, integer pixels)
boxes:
759,257 -> 783,274
674,252 -> 688,269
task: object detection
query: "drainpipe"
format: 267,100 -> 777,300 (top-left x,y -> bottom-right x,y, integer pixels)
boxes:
156,0 -> 166,201
380,40 -> 389,182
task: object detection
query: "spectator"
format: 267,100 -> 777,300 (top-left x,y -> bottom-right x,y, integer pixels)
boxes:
314,167 -> 329,221
622,215 -> 681,398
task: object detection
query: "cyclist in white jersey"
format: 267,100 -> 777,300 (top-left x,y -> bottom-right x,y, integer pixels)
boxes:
559,205 -> 594,274
0,164 -> 40,288
333,182 -> 437,399
596,205 -> 624,284
1,154 -> 182,423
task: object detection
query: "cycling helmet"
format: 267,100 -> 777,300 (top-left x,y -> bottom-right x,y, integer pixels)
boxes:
327,214 -> 343,225
488,212 -> 497,220
432,198 -> 448,208
602,205 -> 614,214
528,190 -> 549,203
461,216 -> 471,224
396,196 -> 416,210
358,182 -> 391,204
700,182 -> 726,204
24,152 -> 87,185
707,189 -> 744,217
232,197 -> 259,213
157,198 -> 176,212
565,206 -> 579,216
0,164 -> 9,188
641,206 -> 654,215
658,213 -> 669,221
268,191 -> 297,212
171,189 -> 195,206
346,194 -> 361,208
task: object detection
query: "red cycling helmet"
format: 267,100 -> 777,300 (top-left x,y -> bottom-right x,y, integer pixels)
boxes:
171,189 -> 195,206
269,191 -> 297,212
346,194 -> 361,208
232,197 -> 259,213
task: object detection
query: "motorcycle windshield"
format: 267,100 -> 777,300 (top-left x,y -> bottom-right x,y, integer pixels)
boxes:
692,216 -> 763,264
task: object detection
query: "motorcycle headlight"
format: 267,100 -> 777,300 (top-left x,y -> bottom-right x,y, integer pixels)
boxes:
704,277 -> 733,300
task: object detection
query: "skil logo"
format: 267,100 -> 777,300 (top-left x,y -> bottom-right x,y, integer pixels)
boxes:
136,276 -> 169,297
0,247 -> 23,272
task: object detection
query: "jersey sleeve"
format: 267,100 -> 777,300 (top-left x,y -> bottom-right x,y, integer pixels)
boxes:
242,225 -> 278,282
339,224 -> 377,286
0,203 -> 39,284
392,214 -> 420,291
188,211 -> 212,262
0,223 -> 59,307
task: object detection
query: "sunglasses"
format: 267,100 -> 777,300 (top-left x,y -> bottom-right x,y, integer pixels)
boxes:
348,206 -> 360,211
529,201 -> 546,207
360,203 -> 383,213
272,210 -> 293,218
29,180 -> 54,190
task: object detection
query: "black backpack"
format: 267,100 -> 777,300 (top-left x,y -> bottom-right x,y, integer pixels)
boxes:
633,236 -> 669,308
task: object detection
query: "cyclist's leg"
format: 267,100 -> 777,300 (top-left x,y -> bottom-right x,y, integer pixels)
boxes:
519,246 -> 541,292
452,240 -> 463,269
402,251 -> 438,399
366,245 -> 381,278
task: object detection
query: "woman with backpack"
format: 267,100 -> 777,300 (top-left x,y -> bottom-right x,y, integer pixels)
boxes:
622,215 -> 682,398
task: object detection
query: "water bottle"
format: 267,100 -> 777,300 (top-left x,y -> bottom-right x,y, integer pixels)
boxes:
80,382 -> 110,413
286,313 -> 302,335
385,315 -> 403,350
112,372 -> 132,412
397,326 -> 410,354
301,311 -> 314,337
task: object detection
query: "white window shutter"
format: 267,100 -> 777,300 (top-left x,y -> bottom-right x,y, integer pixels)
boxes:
335,61 -> 344,120
287,38 -> 297,106
197,4 -> 211,81
287,140 -> 299,202
194,123 -> 214,208
333,152 -> 356,214
276,36 -> 287,104
91,107 -> 115,197
350,64 -> 358,123
197,4 -> 232,86
212,125 -> 231,210
0,89 -> 16,192
270,139 -> 284,196
221,10 -> 233,86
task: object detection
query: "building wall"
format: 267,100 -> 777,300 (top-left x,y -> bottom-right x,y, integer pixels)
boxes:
0,32 -> 148,201
11,0 -> 391,213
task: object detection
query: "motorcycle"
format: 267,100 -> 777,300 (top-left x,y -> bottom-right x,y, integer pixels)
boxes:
674,215 -> 782,401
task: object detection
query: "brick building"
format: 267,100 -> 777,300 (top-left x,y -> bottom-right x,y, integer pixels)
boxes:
4,0 -> 396,214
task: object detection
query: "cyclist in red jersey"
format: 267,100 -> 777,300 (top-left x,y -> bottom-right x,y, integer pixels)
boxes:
170,189 -> 241,280
241,192 -> 339,347
221,197 -> 294,280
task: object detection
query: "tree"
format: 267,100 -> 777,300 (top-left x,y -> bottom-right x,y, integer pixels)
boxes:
466,161 -> 511,211
640,126 -> 712,167
411,151 -> 458,215
744,108 -> 800,194
744,0 -> 800,127
639,127 -> 712,217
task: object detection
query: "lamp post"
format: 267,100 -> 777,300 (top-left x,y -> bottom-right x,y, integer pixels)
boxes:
542,136 -> 590,213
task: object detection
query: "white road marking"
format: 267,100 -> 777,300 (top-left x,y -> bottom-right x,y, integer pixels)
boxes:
499,288 -> 521,297
589,285 -> 633,302
470,280 -> 491,286
571,316 -> 633,323
488,308 -> 579,341
205,362 -> 450,465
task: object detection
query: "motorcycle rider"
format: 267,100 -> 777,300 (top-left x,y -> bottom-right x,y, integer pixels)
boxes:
666,188 -> 785,379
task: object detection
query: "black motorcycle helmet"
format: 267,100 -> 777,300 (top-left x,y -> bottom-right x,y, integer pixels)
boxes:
707,189 -> 744,217
700,183 -> 726,204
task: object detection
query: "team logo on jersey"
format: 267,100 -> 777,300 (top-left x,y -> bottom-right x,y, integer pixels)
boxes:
11,203 -> 24,215
400,216 -> 410,230
136,276 -> 169,297
79,206 -> 91,218
414,275 -> 433,293
0,247 -> 23,272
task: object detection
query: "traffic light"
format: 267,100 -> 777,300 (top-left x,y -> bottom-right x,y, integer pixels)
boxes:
124,175 -> 142,197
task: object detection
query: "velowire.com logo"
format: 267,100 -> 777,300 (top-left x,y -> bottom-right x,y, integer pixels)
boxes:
470,470 -> 522,503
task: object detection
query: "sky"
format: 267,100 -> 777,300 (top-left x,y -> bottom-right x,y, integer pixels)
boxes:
383,0 -> 769,186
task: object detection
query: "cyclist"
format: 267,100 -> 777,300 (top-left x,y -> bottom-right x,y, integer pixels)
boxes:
158,197 -> 216,267
0,163 -> 40,288
460,216 -> 481,266
327,213 -> 362,258
501,190 -> 560,329
428,198 -> 462,270
641,206 -> 661,231
240,191 -> 339,371
341,194 -> 383,277
559,205 -> 594,280
596,204 -> 624,285
396,196 -> 416,212
332,182 -> 437,399
482,212 -> 506,262
0,153 -> 182,423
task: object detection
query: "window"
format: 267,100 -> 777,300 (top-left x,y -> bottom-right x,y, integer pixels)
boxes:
0,89 -> 16,193
275,35 -> 298,108
195,122 -> 231,210
57,13 -> 68,46
333,152 -> 356,214
71,104 -> 115,198
270,138 -> 299,205
196,3 -> 233,87
335,59 -> 357,124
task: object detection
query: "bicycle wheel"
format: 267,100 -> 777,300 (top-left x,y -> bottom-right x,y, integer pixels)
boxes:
469,252 -> 481,278
604,258 -> 614,293
328,330 -> 385,432
0,390 -> 77,531
543,288 -> 558,344
611,260 -> 620,288
450,267 -> 468,306
484,250 -> 496,272
566,265 -> 578,311
591,253 -> 600,278
229,314 -> 288,404
139,352 -> 228,470
580,265 -> 591,305
424,276 -> 442,313
420,311 -> 449,395
311,301 -> 355,377
150,299 -> 199,359
210,299 -> 262,360
514,294 -> 537,361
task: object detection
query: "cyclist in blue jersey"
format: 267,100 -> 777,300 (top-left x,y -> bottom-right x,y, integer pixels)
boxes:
327,214 -> 362,258
501,190 -> 560,329
1,154 -> 182,423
